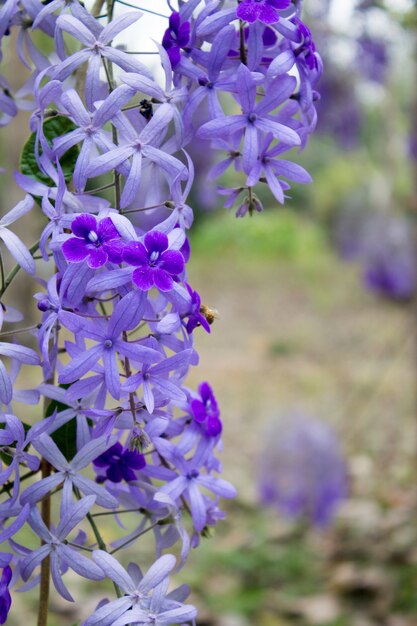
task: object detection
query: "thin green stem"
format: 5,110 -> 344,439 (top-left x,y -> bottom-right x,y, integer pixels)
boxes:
0,240 -> 40,297
91,507 -> 147,517
0,324 -> 38,338
0,252 -> 5,293
115,0 -> 168,17
121,202 -> 167,215
73,486 -> 122,597
110,519 -> 162,554
0,469 -> 39,495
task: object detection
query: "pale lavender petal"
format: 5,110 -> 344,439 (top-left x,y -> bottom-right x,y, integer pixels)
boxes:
21,473 -> 63,505
237,64 -> 256,113
114,340 -> 162,365
187,481 -> 206,531
56,14 -> 96,46
57,495 -> 96,539
197,115 -> 246,140
21,544 -> 51,580
120,150 -> 142,208
60,545 -> 104,580
0,361 -> 12,404
52,49 -> 91,81
109,291 -> 146,337
103,349 -> 120,400
0,228 -> 36,274
73,475 -> 118,509
32,434 -> 68,470
84,596 -> 133,626
140,104 -> 173,146
197,475 -> 237,498
59,344 -> 103,384
158,605 -> 198,623
85,53 -> 102,111
265,165 -> 284,203
208,25 -> 235,80
99,11 -> 142,44
0,194 -> 34,226
138,554 -> 176,594
242,123 -> 259,173
92,550 -> 136,593
50,553 -> 74,601
87,145 -> 133,178
255,118 -> 300,145
0,343 -> 40,364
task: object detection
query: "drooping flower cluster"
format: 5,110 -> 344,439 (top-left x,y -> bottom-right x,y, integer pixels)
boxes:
0,0 -> 321,623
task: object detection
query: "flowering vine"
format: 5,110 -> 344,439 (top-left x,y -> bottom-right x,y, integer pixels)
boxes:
0,0 -> 321,624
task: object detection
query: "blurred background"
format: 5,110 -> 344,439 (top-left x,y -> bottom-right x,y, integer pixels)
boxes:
3,0 -> 417,625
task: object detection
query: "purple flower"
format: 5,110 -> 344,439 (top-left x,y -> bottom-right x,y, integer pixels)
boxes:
198,64 -> 300,174
62,214 -> 124,269
0,566 -> 12,625
53,12 -> 152,110
58,291 -> 161,399
237,0 -> 291,24
84,552 -> 178,626
123,231 -> 184,292
190,382 -> 222,438
21,496 -> 105,601
86,104 -> 185,208
21,434 -> 119,509
94,442 -> 145,483
162,11 -> 190,68
258,413 -> 348,527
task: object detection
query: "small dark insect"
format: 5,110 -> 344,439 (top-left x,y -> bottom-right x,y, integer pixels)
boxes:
139,99 -> 153,121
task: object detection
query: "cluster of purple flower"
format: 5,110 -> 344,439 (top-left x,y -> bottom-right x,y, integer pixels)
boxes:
0,0 -> 321,623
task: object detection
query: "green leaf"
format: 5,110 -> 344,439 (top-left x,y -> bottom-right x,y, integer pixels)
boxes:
20,116 -> 79,186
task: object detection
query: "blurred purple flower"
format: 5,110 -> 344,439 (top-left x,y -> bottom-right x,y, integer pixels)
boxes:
357,36 -> 388,84
258,413 -> 348,527
361,214 -> 415,301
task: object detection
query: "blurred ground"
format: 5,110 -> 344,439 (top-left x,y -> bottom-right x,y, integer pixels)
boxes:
182,210 -> 417,626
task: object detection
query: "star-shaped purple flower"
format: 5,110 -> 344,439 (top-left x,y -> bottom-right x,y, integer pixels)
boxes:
237,0 -> 291,24
94,442 -> 146,483
162,11 -> 190,68
123,231 -> 184,292
63,214 -> 124,269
